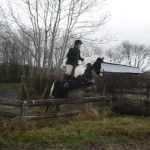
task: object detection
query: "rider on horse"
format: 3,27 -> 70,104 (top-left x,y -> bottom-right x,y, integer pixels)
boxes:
64,40 -> 84,81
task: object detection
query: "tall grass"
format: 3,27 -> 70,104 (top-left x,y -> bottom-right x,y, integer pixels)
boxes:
0,115 -> 149,148
0,99 -> 150,149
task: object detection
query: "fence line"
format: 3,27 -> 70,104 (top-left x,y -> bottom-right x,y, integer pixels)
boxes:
0,96 -> 111,121
0,96 -> 110,107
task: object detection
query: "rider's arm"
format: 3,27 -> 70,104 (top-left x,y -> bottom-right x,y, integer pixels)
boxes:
78,51 -> 84,61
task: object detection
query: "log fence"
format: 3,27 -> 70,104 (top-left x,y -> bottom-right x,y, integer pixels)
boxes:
0,96 -> 111,121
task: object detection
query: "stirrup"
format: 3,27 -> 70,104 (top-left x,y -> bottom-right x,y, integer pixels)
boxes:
63,82 -> 69,88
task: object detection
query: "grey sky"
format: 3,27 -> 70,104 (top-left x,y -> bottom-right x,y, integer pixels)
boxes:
102,0 -> 150,49
1,0 -> 150,48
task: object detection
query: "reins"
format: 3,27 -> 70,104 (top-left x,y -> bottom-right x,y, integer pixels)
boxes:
80,62 -> 87,68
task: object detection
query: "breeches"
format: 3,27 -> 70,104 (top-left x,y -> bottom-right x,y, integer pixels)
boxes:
65,64 -> 75,76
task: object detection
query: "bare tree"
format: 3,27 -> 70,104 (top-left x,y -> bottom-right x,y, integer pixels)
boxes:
132,44 -> 150,70
105,49 -> 113,63
81,42 -> 103,57
105,48 -> 123,64
55,0 -> 109,69
0,0 -> 110,76
116,41 -> 133,66
105,41 -> 150,70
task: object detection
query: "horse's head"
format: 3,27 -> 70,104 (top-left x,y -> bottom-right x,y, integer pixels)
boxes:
92,57 -> 104,75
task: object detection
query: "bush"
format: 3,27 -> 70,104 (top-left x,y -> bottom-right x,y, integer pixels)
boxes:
21,72 -> 61,100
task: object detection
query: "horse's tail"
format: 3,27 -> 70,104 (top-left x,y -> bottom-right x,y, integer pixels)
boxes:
49,81 -> 55,98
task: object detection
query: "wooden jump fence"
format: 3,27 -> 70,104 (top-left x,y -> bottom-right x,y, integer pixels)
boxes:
0,96 -> 111,121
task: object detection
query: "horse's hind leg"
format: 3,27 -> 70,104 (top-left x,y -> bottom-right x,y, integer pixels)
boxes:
56,105 -> 60,112
44,105 -> 60,113
44,105 -> 49,113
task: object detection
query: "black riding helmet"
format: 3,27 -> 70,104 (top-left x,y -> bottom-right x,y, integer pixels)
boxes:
75,40 -> 83,45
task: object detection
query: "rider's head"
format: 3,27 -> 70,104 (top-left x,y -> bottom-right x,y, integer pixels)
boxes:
75,40 -> 83,49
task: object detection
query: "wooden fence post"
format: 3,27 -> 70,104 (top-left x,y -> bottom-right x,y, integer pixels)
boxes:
102,84 -> 106,96
20,101 -> 28,121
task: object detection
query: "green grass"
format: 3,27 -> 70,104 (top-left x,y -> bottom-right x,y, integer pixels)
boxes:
0,83 -> 149,149
0,116 -> 150,149
0,83 -> 20,90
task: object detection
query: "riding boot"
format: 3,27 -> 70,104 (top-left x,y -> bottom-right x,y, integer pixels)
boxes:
63,74 -> 72,88
63,74 -> 72,82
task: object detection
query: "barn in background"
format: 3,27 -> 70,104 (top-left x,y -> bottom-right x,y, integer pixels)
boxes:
100,63 -> 150,116
101,62 -> 143,74
97,62 -> 144,97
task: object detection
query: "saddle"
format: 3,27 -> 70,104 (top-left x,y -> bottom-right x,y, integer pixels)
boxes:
59,76 -> 70,88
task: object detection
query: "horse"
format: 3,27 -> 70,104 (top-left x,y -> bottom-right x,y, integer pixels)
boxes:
50,56 -> 104,99
45,56 -> 104,112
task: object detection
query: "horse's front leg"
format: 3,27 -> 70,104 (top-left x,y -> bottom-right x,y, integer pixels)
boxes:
56,105 -> 60,112
44,105 -> 49,113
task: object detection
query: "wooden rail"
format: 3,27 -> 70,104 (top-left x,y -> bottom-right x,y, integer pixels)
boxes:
0,98 -> 21,107
0,96 -> 111,121
0,96 -> 110,107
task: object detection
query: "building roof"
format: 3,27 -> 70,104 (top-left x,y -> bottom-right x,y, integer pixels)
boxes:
62,55 -> 143,76
101,62 -> 143,74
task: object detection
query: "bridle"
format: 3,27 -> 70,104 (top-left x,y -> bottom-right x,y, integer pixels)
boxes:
79,60 -> 103,77
80,62 -> 98,75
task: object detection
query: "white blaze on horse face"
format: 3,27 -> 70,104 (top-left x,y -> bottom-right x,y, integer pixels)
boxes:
99,73 -> 103,77
49,81 -> 55,98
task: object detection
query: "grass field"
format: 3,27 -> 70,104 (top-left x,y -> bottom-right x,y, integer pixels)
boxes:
0,83 -> 150,150
0,114 -> 150,150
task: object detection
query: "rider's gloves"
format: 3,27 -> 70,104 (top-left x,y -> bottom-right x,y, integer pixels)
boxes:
81,58 -> 84,61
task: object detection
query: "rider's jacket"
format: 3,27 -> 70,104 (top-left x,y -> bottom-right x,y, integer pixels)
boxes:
66,47 -> 84,67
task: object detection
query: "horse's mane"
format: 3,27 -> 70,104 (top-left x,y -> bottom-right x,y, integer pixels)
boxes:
74,55 -> 101,77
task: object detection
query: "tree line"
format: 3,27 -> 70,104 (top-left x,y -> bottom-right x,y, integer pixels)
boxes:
0,1 -> 149,83
105,41 -> 150,71
0,0 -> 108,82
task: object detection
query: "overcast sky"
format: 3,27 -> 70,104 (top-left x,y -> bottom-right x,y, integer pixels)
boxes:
1,0 -> 150,49
102,0 -> 150,49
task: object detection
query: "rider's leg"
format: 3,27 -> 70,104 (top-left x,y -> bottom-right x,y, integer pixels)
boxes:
64,64 -> 73,81
71,66 -> 76,77
65,64 -> 73,75
63,74 -> 71,81
69,65 -> 76,80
